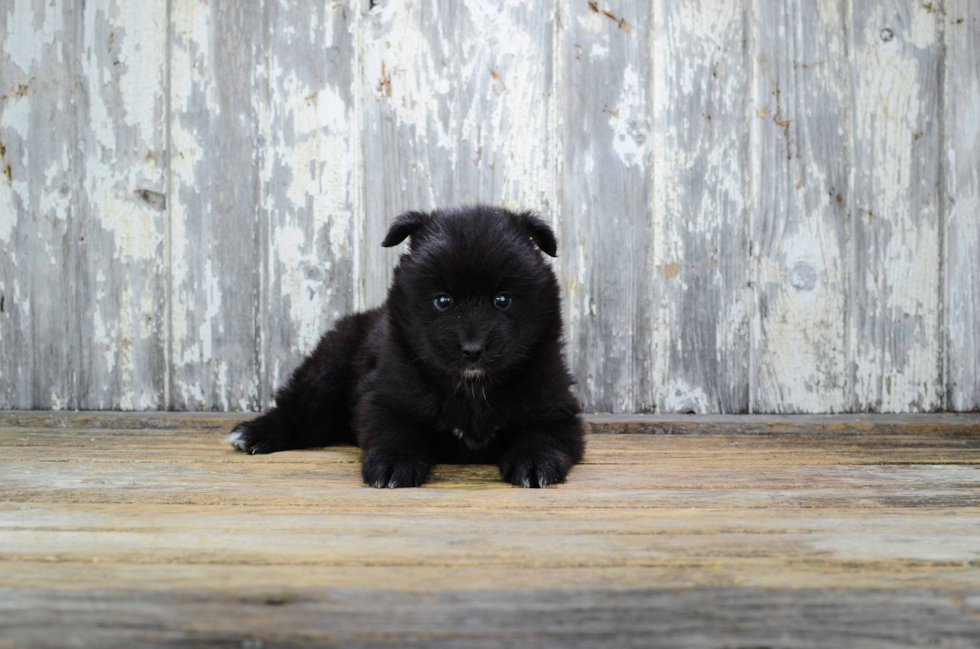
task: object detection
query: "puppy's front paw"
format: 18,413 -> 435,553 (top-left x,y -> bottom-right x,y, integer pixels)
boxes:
361,451 -> 431,488
500,447 -> 572,488
226,417 -> 284,455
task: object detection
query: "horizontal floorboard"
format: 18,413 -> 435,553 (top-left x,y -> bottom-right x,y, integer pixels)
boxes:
1,415 -> 978,646
2,411 -> 980,434
4,588 -> 980,649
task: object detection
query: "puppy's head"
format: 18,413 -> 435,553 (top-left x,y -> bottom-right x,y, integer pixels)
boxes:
383,205 -> 561,384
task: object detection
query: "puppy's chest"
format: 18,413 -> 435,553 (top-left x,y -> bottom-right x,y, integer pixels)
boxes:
438,393 -> 502,439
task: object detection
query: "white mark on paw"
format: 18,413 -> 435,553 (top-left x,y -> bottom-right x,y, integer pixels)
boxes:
226,431 -> 246,452
538,475 -> 548,488
452,427 -> 465,439
387,478 -> 398,488
521,477 -> 531,488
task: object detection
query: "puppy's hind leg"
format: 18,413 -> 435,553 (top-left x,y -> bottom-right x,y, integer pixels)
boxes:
228,313 -> 370,454
228,366 -> 352,455
227,375 -> 337,455
227,408 -> 292,455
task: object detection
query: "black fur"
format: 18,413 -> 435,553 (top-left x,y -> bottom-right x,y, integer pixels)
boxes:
229,205 -> 585,488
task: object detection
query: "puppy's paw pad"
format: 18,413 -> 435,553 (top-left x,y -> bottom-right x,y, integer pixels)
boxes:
500,448 -> 571,488
362,452 -> 431,488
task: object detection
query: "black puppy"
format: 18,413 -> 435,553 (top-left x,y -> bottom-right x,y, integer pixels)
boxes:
228,205 -> 585,488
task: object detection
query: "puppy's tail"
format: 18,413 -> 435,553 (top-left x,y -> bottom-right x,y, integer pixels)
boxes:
228,309 -> 379,454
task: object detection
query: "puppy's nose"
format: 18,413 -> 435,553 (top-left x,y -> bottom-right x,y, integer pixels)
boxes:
460,340 -> 485,361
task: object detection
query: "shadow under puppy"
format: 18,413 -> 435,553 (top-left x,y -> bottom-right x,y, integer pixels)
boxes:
228,205 -> 585,488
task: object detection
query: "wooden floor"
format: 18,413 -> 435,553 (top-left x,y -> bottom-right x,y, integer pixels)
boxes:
2,412 -> 980,648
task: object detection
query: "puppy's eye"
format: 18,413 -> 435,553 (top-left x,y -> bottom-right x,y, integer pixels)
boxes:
434,294 -> 454,311
494,293 -> 512,310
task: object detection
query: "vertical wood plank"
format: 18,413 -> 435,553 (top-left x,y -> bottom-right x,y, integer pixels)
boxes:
169,0 -> 263,410
559,0 -> 654,412
652,0 -> 752,414
750,0 -> 850,413
849,0 -> 943,412
0,0 -> 77,409
75,0 -> 168,409
260,1 -> 358,401
945,1 -> 980,411
360,0 -> 555,308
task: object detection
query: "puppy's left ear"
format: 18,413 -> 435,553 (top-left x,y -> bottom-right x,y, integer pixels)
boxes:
382,211 -> 430,248
514,210 -> 558,257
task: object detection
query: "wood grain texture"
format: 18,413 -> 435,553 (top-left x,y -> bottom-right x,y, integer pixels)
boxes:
651,0 -> 752,414
260,1 -> 358,404
3,587 -> 980,648
3,410 -> 980,436
169,0 -> 263,410
849,1 -> 944,412
360,0 -> 555,308
76,0 -> 169,410
751,0 -> 850,413
0,415 -> 979,646
559,0 -> 655,413
0,0 -> 77,409
945,1 -> 980,411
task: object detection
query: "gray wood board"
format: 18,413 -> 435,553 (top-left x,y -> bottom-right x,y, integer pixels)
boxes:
169,0 -> 264,410
750,0 -> 850,413
0,0 -> 78,409
651,0 -> 753,414
2,587 -> 980,649
260,0 -> 358,403
945,2 -> 980,411
76,0 -> 169,409
560,0 -> 655,413
849,1 -> 944,412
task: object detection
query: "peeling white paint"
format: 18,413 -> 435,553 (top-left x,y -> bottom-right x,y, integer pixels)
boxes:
116,1 -> 166,149
0,172 -> 16,244
662,380 -> 711,414
906,5 -> 938,50
80,1 -> 165,260
3,0 -> 62,75
271,223 -> 329,354
0,92 -> 32,244
609,65 -> 652,168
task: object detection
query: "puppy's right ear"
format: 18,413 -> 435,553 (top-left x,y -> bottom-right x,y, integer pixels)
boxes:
382,211 -> 430,248
514,210 -> 558,257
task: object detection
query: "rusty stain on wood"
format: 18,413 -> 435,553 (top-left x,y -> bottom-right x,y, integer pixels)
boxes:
658,262 -> 680,279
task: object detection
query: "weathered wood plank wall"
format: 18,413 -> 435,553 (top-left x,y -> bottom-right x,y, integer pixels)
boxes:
751,0 -> 850,413
0,0 -> 977,413
945,0 -> 980,411
0,1 -> 77,410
